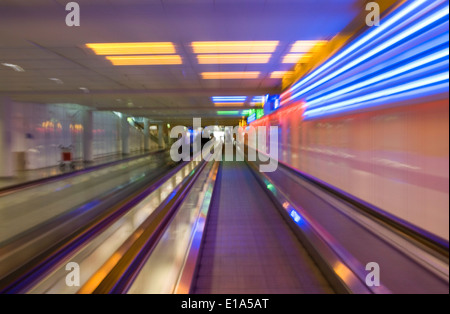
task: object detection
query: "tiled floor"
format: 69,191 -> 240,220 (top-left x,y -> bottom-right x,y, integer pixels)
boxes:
193,161 -> 334,294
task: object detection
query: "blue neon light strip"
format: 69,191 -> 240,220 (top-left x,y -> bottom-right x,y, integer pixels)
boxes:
280,0 -> 449,119
247,113 -> 257,123
290,4 -> 449,101
285,0 -> 441,96
290,209 -> 302,224
308,31 -> 449,102
306,48 -> 449,109
251,96 -> 265,102
212,96 -> 247,102
304,72 -> 449,119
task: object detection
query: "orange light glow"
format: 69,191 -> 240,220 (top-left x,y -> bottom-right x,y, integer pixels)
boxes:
282,54 -> 311,64
214,102 -> 246,107
290,40 -> 327,53
77,252 -> 123,294
270,71 -> 294,79
86,42 -> 176,55
106,55 -> 183,66
197,54 -> 272,64
192,41 -> 279,54
201,72 -> 261,79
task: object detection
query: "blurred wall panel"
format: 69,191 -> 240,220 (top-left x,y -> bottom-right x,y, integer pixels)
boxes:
257,99 -> 449,241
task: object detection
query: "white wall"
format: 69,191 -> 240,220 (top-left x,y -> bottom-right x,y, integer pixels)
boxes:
10,102 -> 148,170
11,102 -> 83,169
93,111 -> 120,157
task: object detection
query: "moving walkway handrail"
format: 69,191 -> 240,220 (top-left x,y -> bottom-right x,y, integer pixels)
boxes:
0,149 -> 168,197
80,159 -> 209,294
0,157 -> 188,294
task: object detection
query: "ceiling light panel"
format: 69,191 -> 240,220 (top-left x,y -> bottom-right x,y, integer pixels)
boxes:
201,72 -> 261,79
217,111 -> 241,115
1,63 -> 25,72
214,103 -> 246,107
197,54 -> 272,64
290,40 -> 327,53
212,96 -> 247,102
282,54 -> 311,64
106,55 -> 183,66
192,41 -> 279,54
271,71 -> 294,78
86,42 -> 176,55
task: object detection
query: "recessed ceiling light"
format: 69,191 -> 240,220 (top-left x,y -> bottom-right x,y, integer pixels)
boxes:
201,72 -> 261,79
214,103 -> 246,107
192,41 -> 279,54
290,40 -> 327,53
49,78 -> 64,84
86,42 -> 176,55
106,55 -> 183,65
79,87 -> 90,93
282,54 -> 311,64
251,96 -> 266,105
212,96 -> 247,102
1,63 -> 25,72
217,111 -> 241,115
270,71 -> 294,79
197,54 -> 272,64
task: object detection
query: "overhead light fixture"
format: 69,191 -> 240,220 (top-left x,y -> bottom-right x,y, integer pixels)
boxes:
270,71 -> 294,79
79,87 -> 90,93
192,41 -> 279,54
197,54 -> 272,64
214,103 -> 246,107
49,78 -> 64,84
250,96 -> 265,105
282,54 -> 310,64
85,42 -> 176,55
212,96 -> 247,102
201,72 -> 261,79
217,111 -> 241,115
290,40 -> 327,53
106,55 -> 183,65
1,63 -> 25,72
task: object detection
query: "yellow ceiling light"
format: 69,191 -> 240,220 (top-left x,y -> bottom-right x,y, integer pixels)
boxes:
201,72 -> 261,79
214,102 -> 246,107
86,42 -> 176,55
290,40 -> 327,53
282,54 -> 311,64
270,71 -> 294,79
197,54 -> 272,64
106,55 -> 183,66
192,41 -> 279,54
